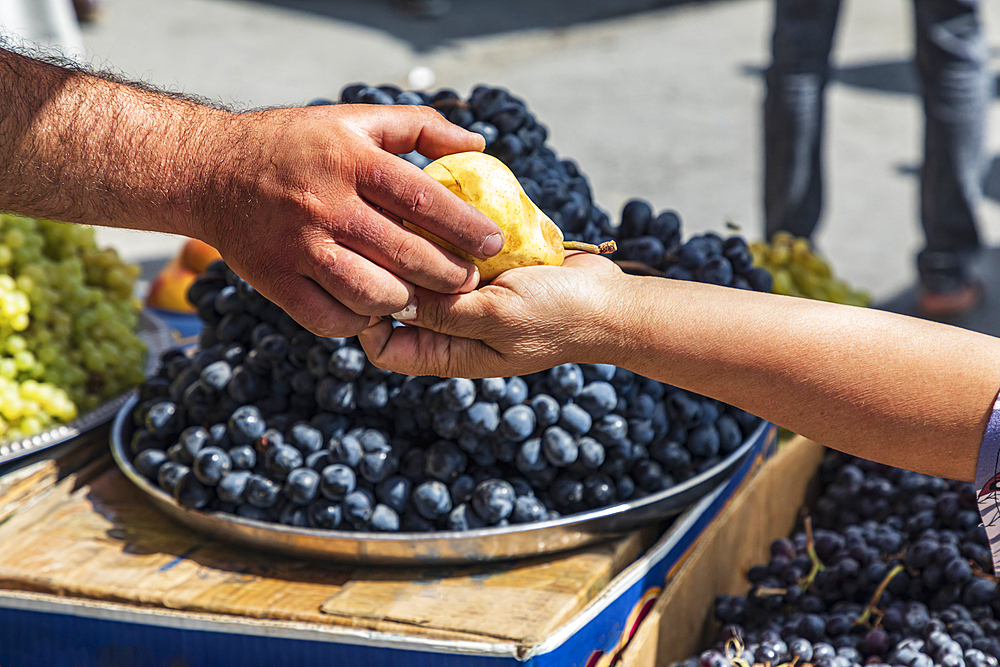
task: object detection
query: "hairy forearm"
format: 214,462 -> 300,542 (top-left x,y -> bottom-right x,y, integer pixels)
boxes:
602,275 -> 1000,481
0,47 -> 252,240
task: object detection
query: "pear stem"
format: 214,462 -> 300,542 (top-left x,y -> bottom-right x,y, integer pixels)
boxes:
563,240 -> 617,255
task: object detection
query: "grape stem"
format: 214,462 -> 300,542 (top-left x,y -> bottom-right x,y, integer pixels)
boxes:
970,561 -> 1000,583
799,515 -> 826,591
563,240 -> 617,254
726,637 -> 752,667
429,99 -> 468,111
854,563 -> 905,628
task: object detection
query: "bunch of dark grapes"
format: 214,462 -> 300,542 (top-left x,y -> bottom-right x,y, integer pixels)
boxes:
671,451 -> 1000,667
318,84 -> 777,295
318,85 -> 773,295
608,198 -> 774,293
127,260 -> 762,532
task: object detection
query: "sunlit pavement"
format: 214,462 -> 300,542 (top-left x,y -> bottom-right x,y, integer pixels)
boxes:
68,0 -> 1000,321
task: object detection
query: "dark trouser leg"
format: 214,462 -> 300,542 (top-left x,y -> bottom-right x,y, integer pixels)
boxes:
914,0 -> 987,293
764,0 -> 843,240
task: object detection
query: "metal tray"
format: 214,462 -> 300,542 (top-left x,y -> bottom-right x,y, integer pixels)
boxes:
0,310 -> 176,467
111,392 -> 771,564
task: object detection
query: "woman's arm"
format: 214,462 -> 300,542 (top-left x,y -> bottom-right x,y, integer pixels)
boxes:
0,47 -> 504,337
359,254 -> 1000,482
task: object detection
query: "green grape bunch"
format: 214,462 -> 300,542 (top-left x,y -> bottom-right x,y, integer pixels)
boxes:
0,214 -> 147,441
750,232 -> 872,307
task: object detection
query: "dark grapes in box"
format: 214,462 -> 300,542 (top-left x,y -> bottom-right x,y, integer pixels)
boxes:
672,451 -> 1000,667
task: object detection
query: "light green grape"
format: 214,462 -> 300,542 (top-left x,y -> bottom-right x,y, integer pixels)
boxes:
0,214 -> 147,441
750,232 -> 873,306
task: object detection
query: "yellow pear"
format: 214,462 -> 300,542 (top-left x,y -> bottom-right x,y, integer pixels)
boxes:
405,152 -> 615,282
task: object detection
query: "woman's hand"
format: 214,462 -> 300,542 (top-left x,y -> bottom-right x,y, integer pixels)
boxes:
358,252 -> 625,378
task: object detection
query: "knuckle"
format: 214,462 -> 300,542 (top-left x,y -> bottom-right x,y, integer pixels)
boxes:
241,263 -> 298,314
414,104 -> 438,120
364,349 -> 389,370
390,233 -> 422,272
360,159 -> 391,194
392,181 -> 436,221
303,246 -> 409,317
393,237 -> 468,292
434,299 -> 469,335
416,295 -> 446,329
364,166 -> 434,219
301,241 -> 342,282
355,288 -> 405,318
429,339 -> 455,378
358,281 -> 409,316
265,283 -> 329,334
405,104 -> 438,126
287,290 -> 368,338
407,188 -> 434,218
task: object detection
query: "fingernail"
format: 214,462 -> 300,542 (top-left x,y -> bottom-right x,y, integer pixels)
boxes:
481,233 -> 504,257
392,298 -> 418,321
471,266 -> 481,286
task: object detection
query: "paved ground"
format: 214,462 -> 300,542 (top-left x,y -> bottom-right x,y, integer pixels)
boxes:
25,0 -> 1000,319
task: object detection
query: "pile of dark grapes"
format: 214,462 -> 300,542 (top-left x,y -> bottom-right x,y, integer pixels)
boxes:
671,451 -> 1000,667
311,83 -> 607,247
127,259 -> 762,533
608,198 -> 774,293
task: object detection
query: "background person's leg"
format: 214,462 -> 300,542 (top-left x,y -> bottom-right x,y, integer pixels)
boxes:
0,0 -> 86,61
914,0 -> 988,315
763,0 -> 843,241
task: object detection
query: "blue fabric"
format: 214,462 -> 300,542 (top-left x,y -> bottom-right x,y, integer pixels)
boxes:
763,0 -> 988,292
976,391 -> 1000,575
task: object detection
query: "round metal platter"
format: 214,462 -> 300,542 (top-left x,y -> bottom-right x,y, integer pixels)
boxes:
0,310 -> 177,467
111,392 -> 770,564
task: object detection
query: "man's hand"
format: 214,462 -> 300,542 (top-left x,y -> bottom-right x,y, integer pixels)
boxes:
0,48 -> 503,338
358,253 -> 624,378
206,104 -> 504,338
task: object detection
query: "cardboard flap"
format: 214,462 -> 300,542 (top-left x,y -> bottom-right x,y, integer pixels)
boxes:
618,436 -> 827,666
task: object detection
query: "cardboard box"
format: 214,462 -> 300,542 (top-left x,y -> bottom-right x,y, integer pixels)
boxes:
618,435 -> 827,666
0,423 -> 779,667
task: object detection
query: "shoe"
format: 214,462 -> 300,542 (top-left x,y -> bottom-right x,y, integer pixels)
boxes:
73,0 -> 101,23
918,280 -> 984,319
394,0 -> 450,18
916,249 -> 983,318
